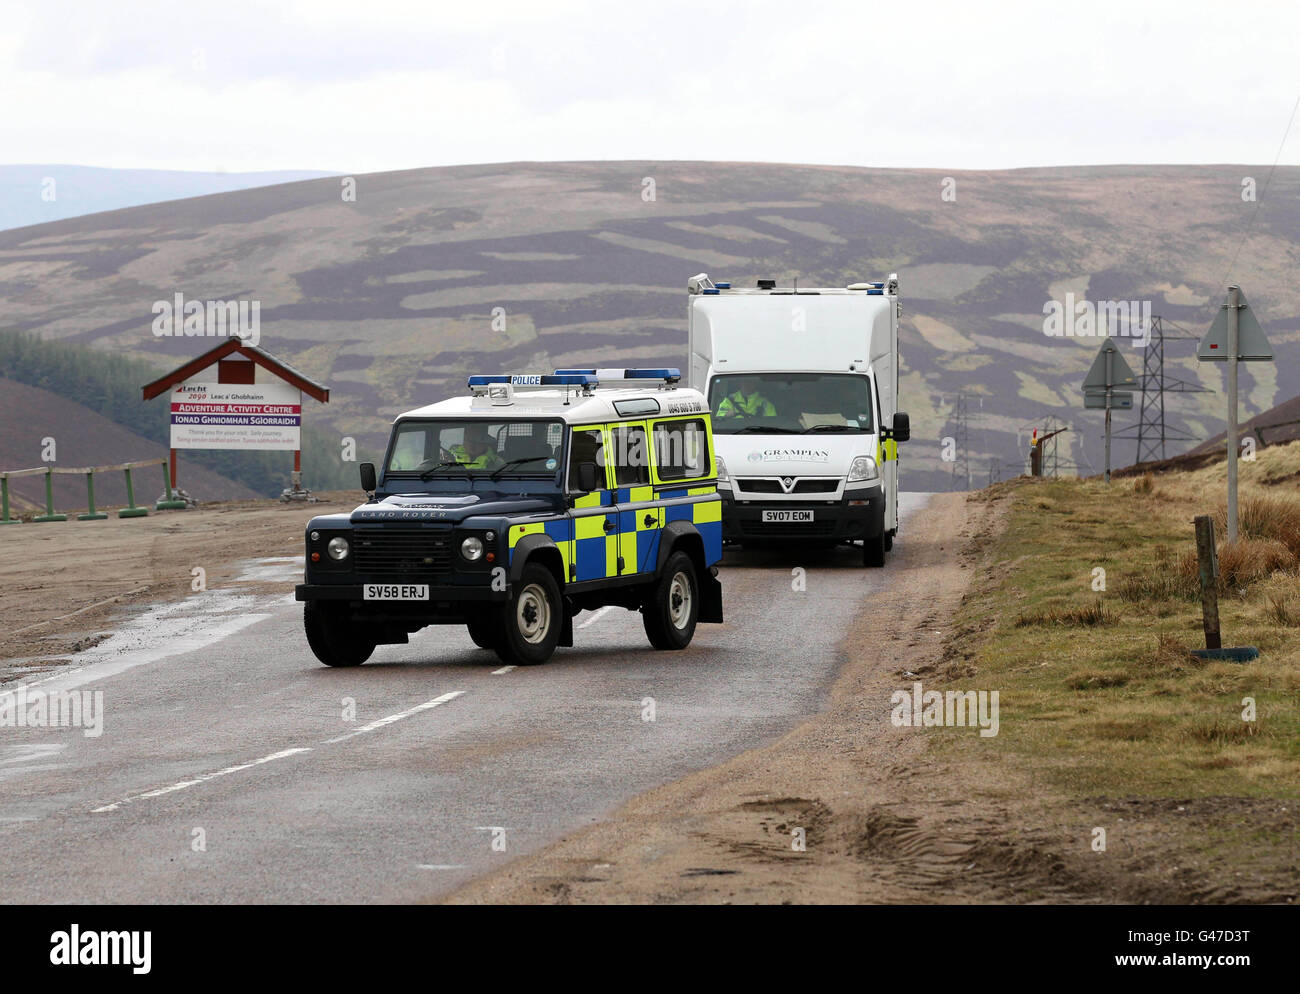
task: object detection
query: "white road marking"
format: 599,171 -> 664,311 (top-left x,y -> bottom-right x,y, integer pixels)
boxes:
577,605 -> 613,629
322,691 -> 466,744
92,747 -> 313,813
417,864 -> 468,870
491,666 -> 516,675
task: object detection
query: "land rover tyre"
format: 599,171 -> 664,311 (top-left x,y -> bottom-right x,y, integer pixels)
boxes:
862,531 -> 886,568
494,563 -> 561,666
465,609 -> 499,650
304,601 -> 376,667
642,551 -> 699,650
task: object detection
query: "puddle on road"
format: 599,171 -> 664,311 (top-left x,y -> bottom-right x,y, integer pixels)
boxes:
1,559 -> 303,696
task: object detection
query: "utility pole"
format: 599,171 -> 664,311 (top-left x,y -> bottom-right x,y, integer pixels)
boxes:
1226,286 -> 1240,542
1114,315 -> 1208,464
950,394 -> 971,491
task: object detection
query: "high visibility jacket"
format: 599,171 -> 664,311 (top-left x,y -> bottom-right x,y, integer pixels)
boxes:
716,390 -> 776,418
449,443 -> 503,469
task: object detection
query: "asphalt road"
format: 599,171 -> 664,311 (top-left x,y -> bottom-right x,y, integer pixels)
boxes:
0,493 -> 931,903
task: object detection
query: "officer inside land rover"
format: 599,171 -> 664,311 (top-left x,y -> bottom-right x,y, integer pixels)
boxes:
448,422 -> 504,470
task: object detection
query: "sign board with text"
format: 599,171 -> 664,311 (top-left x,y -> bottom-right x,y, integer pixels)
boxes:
170,382 -> 302,451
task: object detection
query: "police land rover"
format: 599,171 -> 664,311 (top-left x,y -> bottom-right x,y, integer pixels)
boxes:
295,369 -> 723,667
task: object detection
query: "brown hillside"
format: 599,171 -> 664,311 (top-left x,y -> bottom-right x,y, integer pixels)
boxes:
0,378 -> 258,512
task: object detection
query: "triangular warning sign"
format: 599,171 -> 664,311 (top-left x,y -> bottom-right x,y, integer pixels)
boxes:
1198,288 -> 1273,361
1081,337 -> 1138,392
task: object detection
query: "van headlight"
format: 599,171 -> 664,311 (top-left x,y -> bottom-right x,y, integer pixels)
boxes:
461,536 -> 484,561
848,456 -> 879,482
327,536 -> 350,561
715,455 -> 729,482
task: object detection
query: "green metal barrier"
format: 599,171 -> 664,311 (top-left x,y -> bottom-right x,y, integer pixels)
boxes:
34,468 -> 67,522
118,466 -> 148,518
0,458 -> 174,522
156,460 -> 188,511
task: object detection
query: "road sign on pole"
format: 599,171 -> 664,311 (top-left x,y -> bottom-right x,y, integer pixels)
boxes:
1198,286 -> 1274,544
1081,337 -> 1137,483
1085,393 -> 1133,410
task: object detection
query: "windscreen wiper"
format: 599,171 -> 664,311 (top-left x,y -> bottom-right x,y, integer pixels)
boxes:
728,425 -> 800,434
489,455 -> 552,480
803,424 -> 859,433
419,460 -> 473,481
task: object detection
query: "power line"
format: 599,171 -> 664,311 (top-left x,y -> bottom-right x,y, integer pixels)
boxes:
1222,89 -> 1300,287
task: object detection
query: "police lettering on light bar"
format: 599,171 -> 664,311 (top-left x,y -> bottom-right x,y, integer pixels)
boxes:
467,373 -> 598,389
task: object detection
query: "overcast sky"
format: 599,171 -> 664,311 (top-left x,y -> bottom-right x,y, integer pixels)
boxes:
3,0 -> 1298,174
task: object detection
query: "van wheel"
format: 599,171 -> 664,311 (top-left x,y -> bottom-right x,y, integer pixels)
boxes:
884,530 -> 894,551
465,610 -> 499,650
862,532 -> 886,567
643,551 -> 699,650
304,602 -> 376,667
494,564 -> 561,666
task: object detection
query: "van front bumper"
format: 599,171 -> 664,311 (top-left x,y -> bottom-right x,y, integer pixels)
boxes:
719,485 -> 884,541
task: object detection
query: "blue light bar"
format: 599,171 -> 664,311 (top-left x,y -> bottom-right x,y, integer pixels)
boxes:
868,281 -> 884,288
554,368 -> 681,382
702,287 -> 720,295
865,289 -> 883,295
715,282 -> 731,289
468,373 -> 597,387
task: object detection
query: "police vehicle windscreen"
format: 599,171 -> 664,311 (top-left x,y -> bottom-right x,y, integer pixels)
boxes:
386,419 -> 565,474
708,373 -> 874,434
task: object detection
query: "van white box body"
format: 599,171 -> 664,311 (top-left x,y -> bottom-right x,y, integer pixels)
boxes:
686,274 -> 907,565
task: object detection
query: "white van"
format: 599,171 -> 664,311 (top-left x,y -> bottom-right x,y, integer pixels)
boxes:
686,273 -> 910,566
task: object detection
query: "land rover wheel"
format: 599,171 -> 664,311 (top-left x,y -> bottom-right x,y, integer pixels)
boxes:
304,602 -> 376,667
494,564 -> 561,666
642,551 -> 699,650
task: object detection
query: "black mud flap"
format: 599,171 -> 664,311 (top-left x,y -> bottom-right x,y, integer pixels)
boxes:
559,608 -> 574,647
698,568 -> 723,624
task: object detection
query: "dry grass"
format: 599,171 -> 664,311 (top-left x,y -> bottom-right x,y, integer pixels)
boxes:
937,442 -> 1300,803
1015,599 -> 1110,627
1215,494 -> 1300,557
1133,473 -> 1155,495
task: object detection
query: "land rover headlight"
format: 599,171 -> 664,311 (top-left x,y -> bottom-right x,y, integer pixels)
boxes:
848,456 -> 879,482
327,536 -> 350,561
714,455 -> 729,482
461,536 -> 484,561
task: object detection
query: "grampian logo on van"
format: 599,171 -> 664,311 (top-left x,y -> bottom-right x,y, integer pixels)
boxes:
748,449 -> 830,463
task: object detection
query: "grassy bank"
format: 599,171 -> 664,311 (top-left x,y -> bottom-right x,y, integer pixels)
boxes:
939,440 -> 1300,803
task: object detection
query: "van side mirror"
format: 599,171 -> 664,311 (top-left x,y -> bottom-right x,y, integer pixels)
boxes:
891,413 -> 911,443
359,462 -> 377,493
577,462 -> 601,493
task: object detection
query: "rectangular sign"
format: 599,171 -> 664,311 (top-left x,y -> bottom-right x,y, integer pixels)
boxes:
1084,393 -> 1133,409
363,584 -> 429,601
762,509 -> 814,522
170,381 -> 301,451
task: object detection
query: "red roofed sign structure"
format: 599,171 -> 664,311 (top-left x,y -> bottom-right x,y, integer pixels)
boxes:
142,339 -> 330,501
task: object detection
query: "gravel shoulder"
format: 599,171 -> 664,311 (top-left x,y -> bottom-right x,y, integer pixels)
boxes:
446,490 -> 1033,903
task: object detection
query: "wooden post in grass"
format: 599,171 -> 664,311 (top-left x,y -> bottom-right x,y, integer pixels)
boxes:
1194,515 -> 1221,650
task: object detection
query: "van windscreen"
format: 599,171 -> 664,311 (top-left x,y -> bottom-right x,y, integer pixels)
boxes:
707,373 -> 873,435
